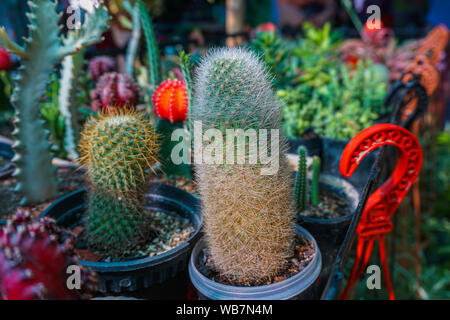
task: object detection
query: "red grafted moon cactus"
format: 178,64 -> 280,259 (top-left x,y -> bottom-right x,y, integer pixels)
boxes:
90,72 -> 141,112
152,79 -> 188,122
0,47 -> 12,71
0,211 -> 97,300
88,56 -> 117,80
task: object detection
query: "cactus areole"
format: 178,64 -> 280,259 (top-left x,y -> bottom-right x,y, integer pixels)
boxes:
152,79 -> 189,123
0,211 -> 97,300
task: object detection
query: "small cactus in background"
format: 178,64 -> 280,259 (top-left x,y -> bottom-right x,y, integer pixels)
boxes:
0,211 -> 97,300
79,110 -> 159,257
152,79 -> 188,122
311,156 -> 321,206
0,47 -> 12,70
0,0 -> 110,203
152,79 -> 191,179
139,0 -> 160,91
294,146 -> 308,212
90,72 -> 141,112
193,48 -> 295,284
88,56 -> 116,81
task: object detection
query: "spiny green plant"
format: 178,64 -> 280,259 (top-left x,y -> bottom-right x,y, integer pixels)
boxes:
58,49 -> 85,160
193,48 -> 295,284
294,146 -> 307,211
311,156 -> 321,206
139,0 -> 160,91
125,1 -> 141,76
179,50 -> 194,129
0,0 -> 109,203
79,110 -> 159,257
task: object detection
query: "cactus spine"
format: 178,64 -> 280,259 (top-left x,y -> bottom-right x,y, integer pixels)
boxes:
0,1 -> 109,203
79,110 -> 159,257
311,156 -> 321,206
294,146 -> 308,212
193,48 -> 295,284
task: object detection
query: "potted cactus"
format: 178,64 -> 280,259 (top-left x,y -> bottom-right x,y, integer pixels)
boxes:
41,109 -> 202,296
188,48 -> 322,300
294,146 -> 359,280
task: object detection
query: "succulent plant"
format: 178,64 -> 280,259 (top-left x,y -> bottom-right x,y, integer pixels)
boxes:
0,210 -> 97,300
79,110 -> 159,257
311,156 -> 320,206
294,146 -> 307,212
0,47 -> 12,71
193,48 -> 295,284
152,78 -> 191,179
59,49 -> 85,160
90,72 -> 141,112
139,0 -> 160,91
0,0 -> 110,204
88,56 -> 117,81
152,79 -> 188,123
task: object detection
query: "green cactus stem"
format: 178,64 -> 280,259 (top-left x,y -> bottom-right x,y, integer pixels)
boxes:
79,110 -> 159,257
58,49 -> 84,160
311,156 -> 321,206
125,2 -> 141,76
179,50 -> 194,129
139,0 -> 160,91
294,146 -> 308,212
193,48 -> 295,284
0,1 -> 109,204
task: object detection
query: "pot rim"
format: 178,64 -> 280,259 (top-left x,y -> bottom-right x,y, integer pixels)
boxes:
39,183 -> 203,272
189,225 -> 322,300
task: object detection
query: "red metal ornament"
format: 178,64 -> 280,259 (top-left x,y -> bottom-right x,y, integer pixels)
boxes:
339,124 -> 423,300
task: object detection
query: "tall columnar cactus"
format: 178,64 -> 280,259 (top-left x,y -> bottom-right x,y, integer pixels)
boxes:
139,0 -> 160,91
58,49 -> 84,160
193,48 -> 295,284
125,2 -> 141,76
0,1 -> 110,203
79,110 -> 159,257
311,156 -> 321,206
294,146 -> 308,212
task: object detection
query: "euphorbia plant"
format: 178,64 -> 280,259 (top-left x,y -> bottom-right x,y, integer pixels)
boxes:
79,109 -> 159,257
192,48 -> 296,284
0,0 -> 109,203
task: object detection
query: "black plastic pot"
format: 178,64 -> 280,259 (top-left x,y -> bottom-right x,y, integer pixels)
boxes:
189,225 -> 322,300
40,182 -> 202,298
321,138 -> 376,191
296,174 -> 359,295
0,141 -> 14,180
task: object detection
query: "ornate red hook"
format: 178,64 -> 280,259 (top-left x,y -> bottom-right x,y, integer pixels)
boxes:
339,124 -> 423,300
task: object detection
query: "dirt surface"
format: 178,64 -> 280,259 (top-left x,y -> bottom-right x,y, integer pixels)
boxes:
76,210 -> 195,263
198,235 -> 316,287
299,190 -> 351,219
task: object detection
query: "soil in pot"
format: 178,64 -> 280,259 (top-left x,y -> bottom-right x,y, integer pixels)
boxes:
196,235 -> 316,287
73,210 -> 195,263
298,189 -> 351,220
